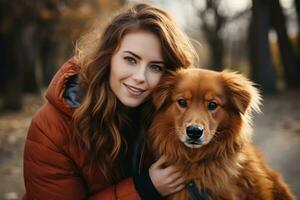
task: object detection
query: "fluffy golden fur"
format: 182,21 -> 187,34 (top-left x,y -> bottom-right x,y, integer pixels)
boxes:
149,68 -> 296,200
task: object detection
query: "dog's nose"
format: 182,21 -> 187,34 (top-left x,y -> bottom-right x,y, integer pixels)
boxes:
186,125 -> 203,140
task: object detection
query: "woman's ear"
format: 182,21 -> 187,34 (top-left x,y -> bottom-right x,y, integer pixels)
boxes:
152,71 -> 177,111
221,70 -> 262,115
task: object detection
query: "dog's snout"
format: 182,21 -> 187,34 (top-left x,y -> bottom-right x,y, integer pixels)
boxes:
186,125 -> 203,140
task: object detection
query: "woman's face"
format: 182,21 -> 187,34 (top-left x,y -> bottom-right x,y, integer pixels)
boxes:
109,29 -> 165,107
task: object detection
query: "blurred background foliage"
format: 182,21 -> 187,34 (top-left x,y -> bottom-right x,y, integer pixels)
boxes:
0,0 -> 299,111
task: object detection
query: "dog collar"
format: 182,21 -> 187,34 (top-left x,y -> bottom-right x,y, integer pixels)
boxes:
186,180 -> 212,200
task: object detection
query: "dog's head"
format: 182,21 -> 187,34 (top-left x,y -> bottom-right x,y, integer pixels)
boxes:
151,68 -> 261,150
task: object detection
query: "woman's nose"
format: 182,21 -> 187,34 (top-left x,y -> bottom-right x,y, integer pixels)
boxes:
132,65 -> 146,83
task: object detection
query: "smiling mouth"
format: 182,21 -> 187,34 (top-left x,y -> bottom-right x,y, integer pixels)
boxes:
124,83 -> 146,96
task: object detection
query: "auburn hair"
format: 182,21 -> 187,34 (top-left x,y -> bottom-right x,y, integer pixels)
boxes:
72,3 -> 198,182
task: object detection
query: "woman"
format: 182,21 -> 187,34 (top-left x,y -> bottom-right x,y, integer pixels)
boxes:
23,3 -> 198,200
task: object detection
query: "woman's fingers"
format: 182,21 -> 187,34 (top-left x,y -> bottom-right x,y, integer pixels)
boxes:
152,156 -> 166,168
149,155 -> 186,196
167,171 -> 182,180
169,176 -> 185,188
173,183 -> 185,193
163,165 -> 180,174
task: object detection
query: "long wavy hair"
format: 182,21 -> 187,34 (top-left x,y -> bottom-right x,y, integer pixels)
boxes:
73,3 -> 198,182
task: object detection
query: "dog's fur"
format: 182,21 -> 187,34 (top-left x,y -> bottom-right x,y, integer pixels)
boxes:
149,68 -> 296,200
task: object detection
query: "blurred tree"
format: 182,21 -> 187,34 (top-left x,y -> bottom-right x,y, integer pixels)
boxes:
21,1 -> 43,94
197,0 -> 225,71
249,0 -> 276,93
193,0 -> 299,92
0,0 -> 59,110
295,0 -> 300,89
295,0 -> 300,55
247,0 -> 300,91
0,1 -> 8,96
195,0 -> 250,71
36,0 -> 62,86
0,0 -> 28,110
271,0 -> 300,88
0,0 -> 126,111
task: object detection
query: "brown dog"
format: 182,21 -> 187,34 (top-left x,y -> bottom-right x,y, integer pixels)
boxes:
149,68 -> 296,200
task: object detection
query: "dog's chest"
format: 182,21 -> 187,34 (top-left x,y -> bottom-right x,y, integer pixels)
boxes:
169,164 -> 242,200
168,182 -> 243,200
186,163 -> 239,189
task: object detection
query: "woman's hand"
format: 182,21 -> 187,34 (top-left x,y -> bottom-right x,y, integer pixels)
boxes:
148,156 -> 185,196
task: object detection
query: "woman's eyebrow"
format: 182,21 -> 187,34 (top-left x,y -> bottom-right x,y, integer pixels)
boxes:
123,51 -> 165,64
123,51 -> 141,60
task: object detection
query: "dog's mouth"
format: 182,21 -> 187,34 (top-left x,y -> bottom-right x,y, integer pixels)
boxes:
187,139 -> 202,145
184,139 -> 204,148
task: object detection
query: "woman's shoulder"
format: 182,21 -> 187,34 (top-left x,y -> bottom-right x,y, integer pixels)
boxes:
25,57 -> 83,158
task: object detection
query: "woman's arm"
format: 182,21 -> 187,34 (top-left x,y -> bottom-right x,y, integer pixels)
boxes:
23,136 -> 88,199
23,109 -> 141,200
24,138 -> 140,199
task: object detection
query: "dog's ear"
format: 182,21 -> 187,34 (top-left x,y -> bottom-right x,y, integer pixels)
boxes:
221,70 -> 261,115
152,70 -> 177,111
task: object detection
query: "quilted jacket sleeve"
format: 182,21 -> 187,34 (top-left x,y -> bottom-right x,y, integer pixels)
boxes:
23,107 -> 141,200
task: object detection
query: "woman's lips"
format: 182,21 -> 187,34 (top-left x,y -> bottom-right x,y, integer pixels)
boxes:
123,83 -> 146,96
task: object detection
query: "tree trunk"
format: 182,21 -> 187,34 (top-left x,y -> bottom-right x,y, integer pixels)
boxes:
199,0 -> 224,71
295,0 -> 300,53
3,28 -> 23,110
249,0 -> 276,93
210,35 -> 224,71
271,0 -> 300,88
41,39 -> 60,86
0,37 -> 7,96
22,23 -> 42,93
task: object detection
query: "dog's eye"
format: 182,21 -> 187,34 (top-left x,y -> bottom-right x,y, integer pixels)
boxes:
208,101 -> 218,111
177,99 -> 187,108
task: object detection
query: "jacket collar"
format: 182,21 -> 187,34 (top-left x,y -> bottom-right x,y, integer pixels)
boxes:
45,57 -> 80,117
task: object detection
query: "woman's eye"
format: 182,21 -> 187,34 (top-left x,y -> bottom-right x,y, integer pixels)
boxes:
124,56 -> 136,65
177,99 -> 187,108
149,64 -> 164,73
208,101 -> 218,111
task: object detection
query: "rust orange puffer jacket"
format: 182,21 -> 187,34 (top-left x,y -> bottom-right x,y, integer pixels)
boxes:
23,58 -> 142,200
